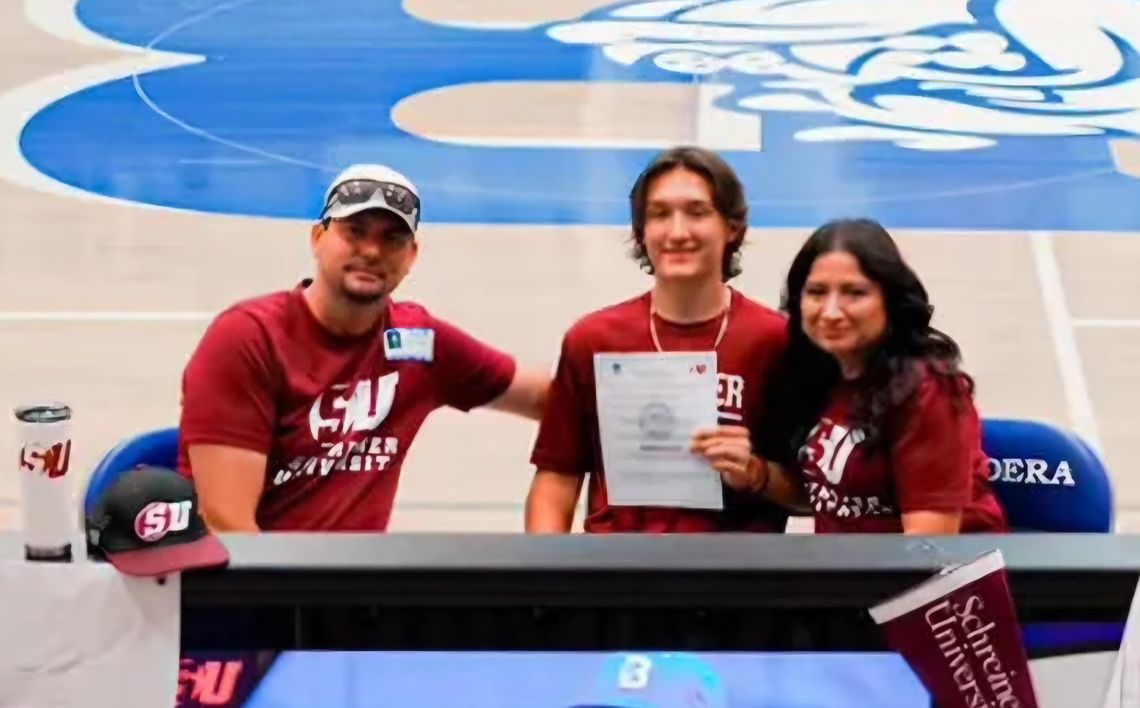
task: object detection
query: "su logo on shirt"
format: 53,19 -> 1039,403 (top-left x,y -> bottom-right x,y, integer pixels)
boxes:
800,420 -> 866,485
800,421 -> 893,518
271,373 -> 402,488
308,372 -> 398,440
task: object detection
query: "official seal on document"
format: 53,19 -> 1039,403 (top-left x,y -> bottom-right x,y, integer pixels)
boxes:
637,402 -> 676,441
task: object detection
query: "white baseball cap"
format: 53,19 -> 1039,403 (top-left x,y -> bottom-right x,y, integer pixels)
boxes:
320,164 -> 421,234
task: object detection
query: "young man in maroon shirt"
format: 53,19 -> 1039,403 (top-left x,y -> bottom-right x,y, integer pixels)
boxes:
525,146 -> 790,534
178,164 -> 549,532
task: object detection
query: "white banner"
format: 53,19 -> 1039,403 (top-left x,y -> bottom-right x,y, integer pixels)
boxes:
1101,577 -> 1140,708
0,561 -> 180,708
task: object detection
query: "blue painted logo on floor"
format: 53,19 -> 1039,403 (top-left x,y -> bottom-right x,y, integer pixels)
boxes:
17,0 -> 1140,230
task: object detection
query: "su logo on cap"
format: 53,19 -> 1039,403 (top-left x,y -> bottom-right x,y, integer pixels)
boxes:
134,500 -> 193,542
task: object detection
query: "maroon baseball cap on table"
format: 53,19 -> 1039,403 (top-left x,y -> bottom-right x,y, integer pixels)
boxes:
85,465 -> 229,577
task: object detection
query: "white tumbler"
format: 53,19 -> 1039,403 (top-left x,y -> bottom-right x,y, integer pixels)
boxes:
15,403 -> 74,561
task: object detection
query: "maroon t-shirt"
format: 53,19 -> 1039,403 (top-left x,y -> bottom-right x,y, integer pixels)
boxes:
178,281 -> 516,531
797,369 -> 1008,534
531,289 -> 790,533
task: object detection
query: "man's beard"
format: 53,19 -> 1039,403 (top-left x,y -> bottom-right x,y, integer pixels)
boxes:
339,279 -> 387,305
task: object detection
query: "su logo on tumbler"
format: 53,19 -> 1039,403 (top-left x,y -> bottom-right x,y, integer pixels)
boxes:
18,439 -> 72,479
134,500 -> 193,542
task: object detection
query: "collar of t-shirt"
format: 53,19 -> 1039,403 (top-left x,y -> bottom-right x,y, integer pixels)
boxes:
646,289 -> 736,350
293,279 -> 389,348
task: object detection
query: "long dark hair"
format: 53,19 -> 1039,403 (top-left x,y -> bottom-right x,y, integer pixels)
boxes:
768,218 -> 973,459
628,146 -> 747,280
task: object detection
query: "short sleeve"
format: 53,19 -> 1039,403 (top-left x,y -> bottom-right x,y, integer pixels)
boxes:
431,317 -> 517,412
891,376 -> 974,513
180,310 -> 278,454
530,332 -> 592,476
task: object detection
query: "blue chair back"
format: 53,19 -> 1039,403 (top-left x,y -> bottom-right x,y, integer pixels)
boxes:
84,427 -> 180,517
981,418 -> 1113,532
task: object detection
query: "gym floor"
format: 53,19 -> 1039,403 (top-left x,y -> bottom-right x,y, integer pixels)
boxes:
2,0 -> 1138,532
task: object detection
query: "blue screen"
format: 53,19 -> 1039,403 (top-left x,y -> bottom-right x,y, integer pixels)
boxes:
176,622 -> 1125,706
236,651 -> 930,708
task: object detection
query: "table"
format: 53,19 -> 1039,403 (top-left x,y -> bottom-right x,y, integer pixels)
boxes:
165,533 -> 1140,650
5,532 -> 1134,649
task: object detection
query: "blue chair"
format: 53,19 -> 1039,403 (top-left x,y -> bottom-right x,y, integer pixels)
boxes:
84,427 -> 180,517
981,418 -> 1114,532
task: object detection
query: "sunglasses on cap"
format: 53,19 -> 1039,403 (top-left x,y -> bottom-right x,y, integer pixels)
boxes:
321,179 -> 421,232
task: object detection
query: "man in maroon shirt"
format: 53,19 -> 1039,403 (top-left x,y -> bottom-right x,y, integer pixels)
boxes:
178,164 -> 549,532
525,146 -> 790,533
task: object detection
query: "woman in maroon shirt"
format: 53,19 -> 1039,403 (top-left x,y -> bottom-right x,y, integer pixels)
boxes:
751,218 -> 1008,534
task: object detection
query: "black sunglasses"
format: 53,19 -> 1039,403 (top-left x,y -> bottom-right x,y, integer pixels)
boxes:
322,179 -> 421,229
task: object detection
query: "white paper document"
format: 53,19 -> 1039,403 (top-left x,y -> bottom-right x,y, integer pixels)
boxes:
594,351 -> 724,510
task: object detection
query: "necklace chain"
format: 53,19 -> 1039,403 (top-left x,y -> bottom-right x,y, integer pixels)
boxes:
649,287 -> 731,353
